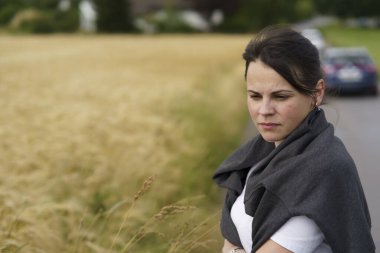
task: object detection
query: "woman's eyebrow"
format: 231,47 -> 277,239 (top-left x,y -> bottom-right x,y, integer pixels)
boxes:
272,90 -> 294,95
247,89 -> 294,94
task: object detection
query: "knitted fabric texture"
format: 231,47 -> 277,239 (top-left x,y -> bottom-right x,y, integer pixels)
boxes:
213,109 -> 375,253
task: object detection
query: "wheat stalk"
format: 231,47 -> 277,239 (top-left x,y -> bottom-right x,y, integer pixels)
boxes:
121,204 -> 196,252
166,211 -> 220,253
108,175 -> 156,253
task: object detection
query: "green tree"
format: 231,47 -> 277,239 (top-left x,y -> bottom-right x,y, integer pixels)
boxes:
0,0 -> 25,25
1,0 -> 81,33
220,0 -> 314,32
314,0 -> 380,18
26,0 -> 56,9
93,0 -> 134,33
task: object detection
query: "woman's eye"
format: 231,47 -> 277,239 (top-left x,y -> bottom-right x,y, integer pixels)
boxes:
249,95 -> 261,100
274,95 -> 289,100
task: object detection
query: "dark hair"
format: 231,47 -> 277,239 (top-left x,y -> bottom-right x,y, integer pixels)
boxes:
242,25 -> 323,97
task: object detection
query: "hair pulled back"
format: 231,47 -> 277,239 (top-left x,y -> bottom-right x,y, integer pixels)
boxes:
243,26 -> 323,97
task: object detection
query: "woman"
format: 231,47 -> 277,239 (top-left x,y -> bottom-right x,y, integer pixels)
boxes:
213,26 -> 375,253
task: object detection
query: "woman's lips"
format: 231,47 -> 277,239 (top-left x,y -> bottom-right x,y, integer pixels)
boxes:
258,123 -> 280,130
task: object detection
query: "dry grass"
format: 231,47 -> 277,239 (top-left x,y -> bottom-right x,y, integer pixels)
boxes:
0,34 -> 250,252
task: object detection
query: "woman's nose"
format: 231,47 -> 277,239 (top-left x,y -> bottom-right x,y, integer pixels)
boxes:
258,100 -> 275,115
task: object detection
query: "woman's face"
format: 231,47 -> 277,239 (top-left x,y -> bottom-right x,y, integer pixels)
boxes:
246,60 -> 316,147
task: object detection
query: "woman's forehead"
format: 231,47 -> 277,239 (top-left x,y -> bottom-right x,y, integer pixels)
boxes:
246,61 -> 295,92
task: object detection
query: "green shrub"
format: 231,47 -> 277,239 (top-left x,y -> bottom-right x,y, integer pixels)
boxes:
10,8 -> 79,33
0,3 -> 23,25
93,0 -> 135,33
151,11 -> 198,33
53,9 -> 79,32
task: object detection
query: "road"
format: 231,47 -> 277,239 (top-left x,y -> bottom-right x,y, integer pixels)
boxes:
322,96 -> 380,248
242,95 -> 380,248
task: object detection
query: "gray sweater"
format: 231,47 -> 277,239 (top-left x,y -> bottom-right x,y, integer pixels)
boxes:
213,109 -> 375,253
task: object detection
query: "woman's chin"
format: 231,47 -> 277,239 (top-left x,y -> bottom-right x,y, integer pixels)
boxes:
261,135 -> 282,145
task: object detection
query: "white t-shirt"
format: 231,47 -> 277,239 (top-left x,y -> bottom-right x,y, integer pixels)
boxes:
230,182 -> 333,253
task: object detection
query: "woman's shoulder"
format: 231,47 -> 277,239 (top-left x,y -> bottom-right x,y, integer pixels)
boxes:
292,130 -> 356,174
267,135 -> 361,204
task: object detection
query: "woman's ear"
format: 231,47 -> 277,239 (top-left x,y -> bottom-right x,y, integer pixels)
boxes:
315,79 -> 325,106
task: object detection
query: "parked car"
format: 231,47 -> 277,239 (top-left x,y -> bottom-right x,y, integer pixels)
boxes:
322,47 -> 378,96
301,28 -> 326,53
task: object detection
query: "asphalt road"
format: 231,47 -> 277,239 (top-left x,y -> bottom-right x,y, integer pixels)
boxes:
322,95 -> 380,248
242,95 -> 380,248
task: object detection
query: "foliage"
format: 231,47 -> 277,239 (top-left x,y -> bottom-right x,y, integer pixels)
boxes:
16,10 -> 55,33
54,7 -> 79,32
0,0 -> 80,33
26,0 -> 57,9
314,0 -> 380,18
0,1 -> 24,25
9,7 -> 79,33
93,0 -> 135,33
143,10 -> 198,34
219,0 -> 315,32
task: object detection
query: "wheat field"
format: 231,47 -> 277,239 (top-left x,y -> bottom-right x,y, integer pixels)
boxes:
0,34 -> 250,252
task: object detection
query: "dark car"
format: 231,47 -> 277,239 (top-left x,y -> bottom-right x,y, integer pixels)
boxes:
322,47 -> 378,95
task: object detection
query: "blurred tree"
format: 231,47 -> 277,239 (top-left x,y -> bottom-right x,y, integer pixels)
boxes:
0,0 -> 80,33
26,0 -> 57,9
314,0 -> 380,18
191,0 -> 240,17
0,0 -> 25,25
216,0 -> 314,32
93,0 -> 135,32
